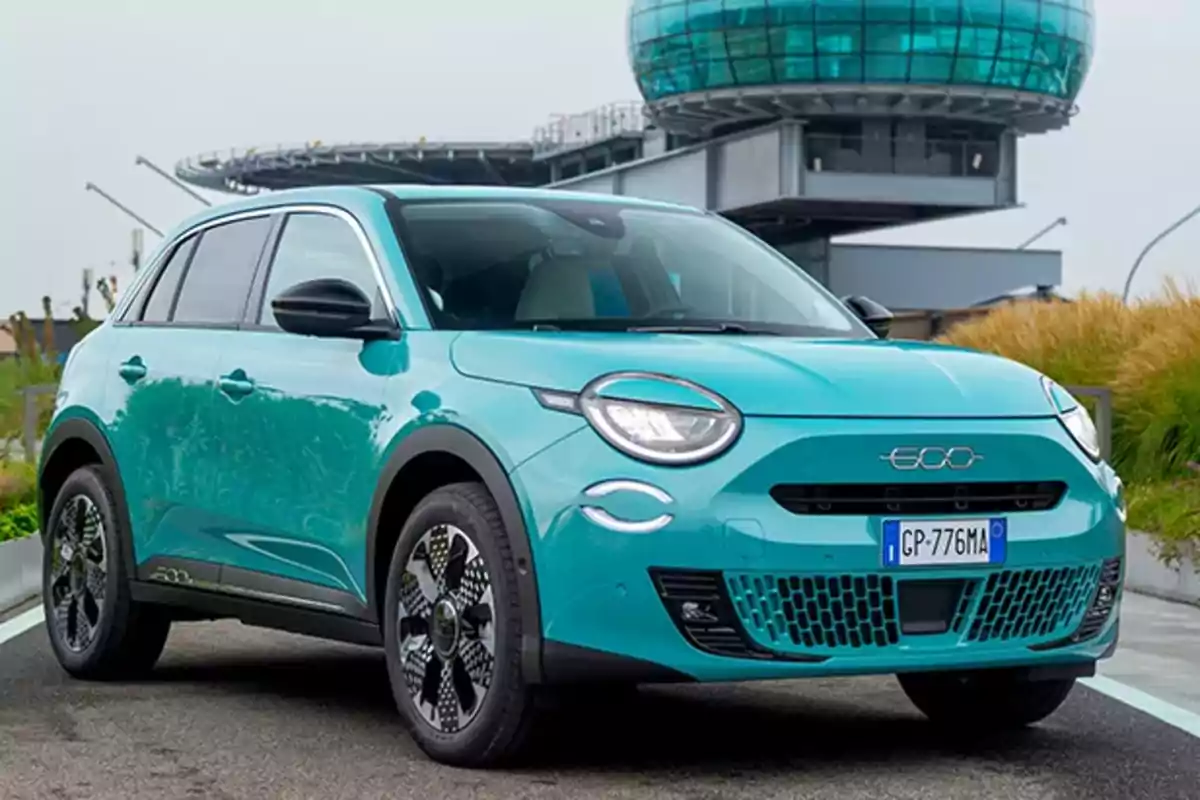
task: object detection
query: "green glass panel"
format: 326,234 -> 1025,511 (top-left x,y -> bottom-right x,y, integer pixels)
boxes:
628,0 -> 1094,101
775,56 -> 817,80
732,58 -> 775,84
865,53 -> 909,81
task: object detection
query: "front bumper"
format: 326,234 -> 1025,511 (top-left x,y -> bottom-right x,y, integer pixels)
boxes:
513,415 -> 1127,683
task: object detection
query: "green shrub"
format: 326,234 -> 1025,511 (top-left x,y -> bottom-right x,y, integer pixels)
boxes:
0,461 -> 35,510
1127,478 -> 1200,565
0,501 -> 36,543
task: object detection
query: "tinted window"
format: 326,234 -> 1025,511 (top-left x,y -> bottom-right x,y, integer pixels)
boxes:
394,200 -> 867,338
172,216 -> 272,325
258,212 -> 385,326
138,237 -> 196,322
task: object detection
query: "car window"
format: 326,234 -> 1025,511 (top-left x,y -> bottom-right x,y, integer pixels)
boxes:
138,236 -> 196,323
393,199 -> 868,338
258,212 -> 386,327
171,216 -> 273,325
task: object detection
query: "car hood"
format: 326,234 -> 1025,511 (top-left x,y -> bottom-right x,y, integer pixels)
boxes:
449,332 -> 1054,418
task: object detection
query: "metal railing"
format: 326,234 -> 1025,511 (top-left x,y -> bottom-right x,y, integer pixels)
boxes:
532,102 -> 648,155
804,133 -> 1000,178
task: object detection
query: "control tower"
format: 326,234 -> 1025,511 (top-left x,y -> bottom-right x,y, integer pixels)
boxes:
175,0 -> 1094,311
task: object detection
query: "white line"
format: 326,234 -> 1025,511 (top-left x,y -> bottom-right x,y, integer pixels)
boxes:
1082,675 -> 1200,739
0,605 -> 44,647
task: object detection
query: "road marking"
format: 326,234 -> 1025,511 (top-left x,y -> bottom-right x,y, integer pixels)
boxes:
1082,675 -> 1200,739
0,605 -> 43,647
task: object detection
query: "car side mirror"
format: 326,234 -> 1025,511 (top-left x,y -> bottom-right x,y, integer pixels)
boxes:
271,278 -> 392,340
841,295 -> 893,338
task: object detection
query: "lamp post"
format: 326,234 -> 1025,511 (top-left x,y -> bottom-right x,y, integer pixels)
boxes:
135,155 -> 212,206
1017,216 -> 1067,250
1121,202 -> 1200,303
84,183 -> 163,237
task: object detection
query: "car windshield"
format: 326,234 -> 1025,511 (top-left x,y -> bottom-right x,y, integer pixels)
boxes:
393,198 -> 871,338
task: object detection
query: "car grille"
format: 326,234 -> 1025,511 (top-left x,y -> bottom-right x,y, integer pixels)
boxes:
770,481 -> 1067,516
967,564 -> 1101,643
653,560 -> 1119,660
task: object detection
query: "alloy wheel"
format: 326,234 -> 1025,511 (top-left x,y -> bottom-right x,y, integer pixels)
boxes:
397,524 -> 497,733
48,495 -> 108,653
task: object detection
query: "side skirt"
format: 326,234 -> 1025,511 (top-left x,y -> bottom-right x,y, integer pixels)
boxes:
132,556 -> 381,648
131,582 -> 383,647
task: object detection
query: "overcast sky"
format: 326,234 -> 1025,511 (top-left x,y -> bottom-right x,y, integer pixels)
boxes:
2,0 -> 1195,318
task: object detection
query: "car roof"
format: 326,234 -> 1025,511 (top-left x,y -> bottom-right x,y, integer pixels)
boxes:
171,184 -> 699,232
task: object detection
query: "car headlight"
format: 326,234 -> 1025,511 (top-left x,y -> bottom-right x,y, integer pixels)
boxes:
1041,376 -> 1101,462
534,373 -> 742,465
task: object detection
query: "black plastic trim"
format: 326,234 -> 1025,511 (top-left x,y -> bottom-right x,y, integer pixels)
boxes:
137,555 -> 371,620
240,212 -> 286,327
650,568 -> 828,664
541,640 -> 694,684
366,424 -> 545,683
130,581 -> 382,647
38,418 -> 136,578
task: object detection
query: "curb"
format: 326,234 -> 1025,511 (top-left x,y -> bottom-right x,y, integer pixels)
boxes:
1125,530 -> 1200,607
0,534 -> 41,613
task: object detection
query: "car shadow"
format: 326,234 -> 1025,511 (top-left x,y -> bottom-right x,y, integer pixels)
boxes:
142,641 -> 1073,775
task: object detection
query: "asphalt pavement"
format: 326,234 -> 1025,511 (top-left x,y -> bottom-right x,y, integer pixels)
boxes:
1,602 -> 1198,800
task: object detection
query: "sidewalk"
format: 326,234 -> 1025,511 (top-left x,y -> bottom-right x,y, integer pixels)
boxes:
1100,591 -> 1200,716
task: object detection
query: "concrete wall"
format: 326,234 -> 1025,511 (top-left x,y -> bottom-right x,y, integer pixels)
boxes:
825,243 -> 1062,311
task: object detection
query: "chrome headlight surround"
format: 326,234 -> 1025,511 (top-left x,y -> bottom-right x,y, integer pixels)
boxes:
1041,376 -> 1101,463
534,372 -> 743,466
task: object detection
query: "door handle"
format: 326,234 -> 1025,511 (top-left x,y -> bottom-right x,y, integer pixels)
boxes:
118,357 -> 147,384
218,370 -> 255,399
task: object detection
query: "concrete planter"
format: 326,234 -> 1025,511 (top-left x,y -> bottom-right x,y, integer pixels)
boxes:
0,533 -> 42,612
1125,530 -> 1200,607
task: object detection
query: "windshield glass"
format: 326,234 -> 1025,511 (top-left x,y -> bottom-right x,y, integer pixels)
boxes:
393,198 -> 870,338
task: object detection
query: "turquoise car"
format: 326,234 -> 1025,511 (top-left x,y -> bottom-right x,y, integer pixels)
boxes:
39,185 -> 1125,766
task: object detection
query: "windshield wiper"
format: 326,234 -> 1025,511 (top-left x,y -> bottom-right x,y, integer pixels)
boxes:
627,322 -> 778,335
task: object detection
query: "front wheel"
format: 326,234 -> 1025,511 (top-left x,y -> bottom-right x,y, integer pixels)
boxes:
898,669 -> 1076,731
382,482 -> 536,767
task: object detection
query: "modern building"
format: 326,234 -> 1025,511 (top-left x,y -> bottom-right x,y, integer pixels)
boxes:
174,0 -> 1094,312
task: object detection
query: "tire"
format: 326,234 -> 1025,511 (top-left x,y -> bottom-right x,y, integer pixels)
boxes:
382,482 -> 536,767
898,669 -> 1076,731
42,465 -> 171,680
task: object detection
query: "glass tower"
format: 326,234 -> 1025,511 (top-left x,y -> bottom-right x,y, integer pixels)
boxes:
628,0 -> 1095,105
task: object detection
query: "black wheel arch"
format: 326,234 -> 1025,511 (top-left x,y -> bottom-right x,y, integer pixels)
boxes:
366,424 -> 545,683
39,418 -> 136,577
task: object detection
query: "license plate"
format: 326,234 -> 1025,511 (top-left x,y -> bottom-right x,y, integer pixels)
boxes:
882,518 -> 1007,567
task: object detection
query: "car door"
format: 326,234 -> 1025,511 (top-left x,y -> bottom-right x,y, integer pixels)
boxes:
105,213 -> 275,576
206,208 -> 401,609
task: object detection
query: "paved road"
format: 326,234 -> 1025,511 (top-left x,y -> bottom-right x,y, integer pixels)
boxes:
1,612 -> 1198,800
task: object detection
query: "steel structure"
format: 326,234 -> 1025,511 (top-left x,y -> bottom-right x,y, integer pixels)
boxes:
171,0 -> 1093,311
175,140 -> 547,195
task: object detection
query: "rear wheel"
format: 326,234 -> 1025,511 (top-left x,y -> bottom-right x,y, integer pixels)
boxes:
43,466 -> 171,679
382,482 -> 536,767
898,669 -> 1076,731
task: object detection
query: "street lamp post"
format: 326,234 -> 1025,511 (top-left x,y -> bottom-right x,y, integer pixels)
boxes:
84,183 -> 163,237
1122,201 -> 1200,303
134,155 -> 212,206
1017,216 -> 1068,250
